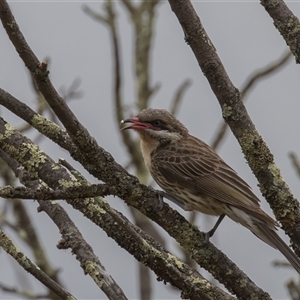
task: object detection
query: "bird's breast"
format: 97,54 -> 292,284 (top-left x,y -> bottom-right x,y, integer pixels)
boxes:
139,133 -> 159,171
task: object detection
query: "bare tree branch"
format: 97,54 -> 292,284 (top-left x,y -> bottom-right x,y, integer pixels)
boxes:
240,50 -> 292,99
0,230 -> 76,300
261,0 -> 300,63
0,151 -> 64,300
121,0 -> 160,110
0,88 -> 74,153
41,198 -> 128,300
289,152 -> 300,179
170,79 -> 192,115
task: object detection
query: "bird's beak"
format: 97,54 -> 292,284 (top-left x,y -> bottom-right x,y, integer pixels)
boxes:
120,117 -> 152,131
120,118 -> 134,131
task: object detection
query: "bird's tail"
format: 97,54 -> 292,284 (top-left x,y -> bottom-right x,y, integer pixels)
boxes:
253,221 -> 300,274
228,206 -> 300,273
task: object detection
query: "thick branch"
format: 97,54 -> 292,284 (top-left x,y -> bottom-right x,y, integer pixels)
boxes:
260,0 -> 300,63
0,87 -> 74,153
0,184 -> 113,200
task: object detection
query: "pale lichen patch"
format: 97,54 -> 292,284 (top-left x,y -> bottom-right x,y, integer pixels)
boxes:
32,114 -> 63,137
19,143 -> 47,179
167,253 -> 184,269
0,123 -> 15,139
222,103 -> 233,119
58,179 -> 81,188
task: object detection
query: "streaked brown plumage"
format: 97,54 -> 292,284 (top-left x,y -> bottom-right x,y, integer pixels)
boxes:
121,108 -> 300,273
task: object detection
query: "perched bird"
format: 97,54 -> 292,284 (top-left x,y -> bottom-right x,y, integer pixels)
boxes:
121,108 -> 300,273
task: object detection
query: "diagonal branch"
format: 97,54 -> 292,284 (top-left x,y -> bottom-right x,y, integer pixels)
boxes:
40,198 -> 128,300
0,87 -> 74,153
260,0 -> 300,63
240,50 -> 292,99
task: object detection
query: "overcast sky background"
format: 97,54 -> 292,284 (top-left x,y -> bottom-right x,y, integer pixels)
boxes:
1,1 -> 300,299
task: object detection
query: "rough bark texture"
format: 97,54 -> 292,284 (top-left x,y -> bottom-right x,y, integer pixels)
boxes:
261,0 -> 300,63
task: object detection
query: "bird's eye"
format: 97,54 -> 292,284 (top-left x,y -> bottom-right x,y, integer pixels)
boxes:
152,120 -> 162,127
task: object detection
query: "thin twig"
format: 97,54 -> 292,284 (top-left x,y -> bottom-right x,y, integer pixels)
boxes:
0,230 -> 76,300
170,79 -> 192,116
211,50 -> 292,151
289,152 -> 300,179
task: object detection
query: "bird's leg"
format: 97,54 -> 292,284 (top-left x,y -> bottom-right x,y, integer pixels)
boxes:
204,214 -> 226,243
153,190 -> 225,244
159,191 -> 225,244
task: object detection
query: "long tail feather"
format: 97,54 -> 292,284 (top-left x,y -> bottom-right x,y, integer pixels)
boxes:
254,221 -> 300,273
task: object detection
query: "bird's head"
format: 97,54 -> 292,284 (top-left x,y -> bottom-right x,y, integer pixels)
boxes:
121,108 -> 188,145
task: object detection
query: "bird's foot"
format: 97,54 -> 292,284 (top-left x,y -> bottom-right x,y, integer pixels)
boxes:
155,190 -> 165,212
203,228 -> 215,245
148,189 -> 188,212
147,187 -> 165,212
202,214 -> 226,244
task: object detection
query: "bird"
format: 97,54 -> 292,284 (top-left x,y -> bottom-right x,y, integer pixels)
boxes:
121,107 -> 300,273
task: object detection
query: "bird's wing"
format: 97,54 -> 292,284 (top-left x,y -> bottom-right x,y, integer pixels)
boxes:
152,136 -> 262,212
